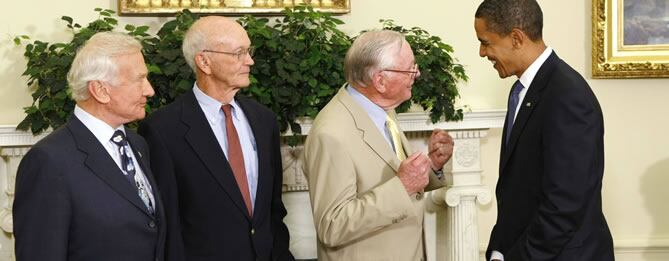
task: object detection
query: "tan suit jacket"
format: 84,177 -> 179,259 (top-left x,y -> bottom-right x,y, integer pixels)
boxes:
303,86 -> 445,261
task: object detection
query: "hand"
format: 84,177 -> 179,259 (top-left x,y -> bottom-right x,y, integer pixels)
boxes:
397,152 -> 431,195
428,129 -> 454,170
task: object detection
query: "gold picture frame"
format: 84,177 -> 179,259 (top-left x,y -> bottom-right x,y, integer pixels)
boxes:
118,0 -> 350,16
592,0 -> 669,78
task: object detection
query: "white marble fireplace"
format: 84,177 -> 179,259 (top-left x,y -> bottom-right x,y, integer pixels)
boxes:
0,110 -> 504,261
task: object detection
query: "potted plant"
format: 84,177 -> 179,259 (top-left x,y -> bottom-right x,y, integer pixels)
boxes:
14,6 -> 467,141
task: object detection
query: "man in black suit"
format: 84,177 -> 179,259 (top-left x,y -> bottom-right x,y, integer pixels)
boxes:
138,16 -> 294,261
13,32 -> 164,261
474,0 -> 614,260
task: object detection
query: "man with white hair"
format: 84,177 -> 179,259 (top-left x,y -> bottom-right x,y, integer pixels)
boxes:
13,31 -> 164,261
139,16 -> 294,260
303,30 -> 454,261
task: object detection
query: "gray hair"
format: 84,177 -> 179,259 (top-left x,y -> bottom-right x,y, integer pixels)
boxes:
67,32 -> 142,101
344,30 -> 405,87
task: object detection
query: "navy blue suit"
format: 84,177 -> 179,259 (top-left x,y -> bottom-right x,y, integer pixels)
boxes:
138,90 -> 293,261
13,116 -> 166,261
486,52 -> 614,261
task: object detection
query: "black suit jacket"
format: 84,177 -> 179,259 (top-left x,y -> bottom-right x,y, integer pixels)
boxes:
486,52 -> 614,261
138,90 -> 294,261
13,116 -> 166,261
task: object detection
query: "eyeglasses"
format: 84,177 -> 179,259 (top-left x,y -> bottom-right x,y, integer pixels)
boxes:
383,64 -> 420,79
202,47 -> 255,61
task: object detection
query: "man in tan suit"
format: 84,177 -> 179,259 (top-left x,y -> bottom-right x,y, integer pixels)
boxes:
303,30 -> 454,261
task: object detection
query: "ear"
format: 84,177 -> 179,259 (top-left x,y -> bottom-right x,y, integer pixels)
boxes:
371,71 -> 388,94
195,52 -> 212,75
87,80 -> 111,104
510,28 -> 526,49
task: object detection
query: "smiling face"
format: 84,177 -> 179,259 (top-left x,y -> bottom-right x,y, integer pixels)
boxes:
475,18 -> 522,79
380,40 -> 419,108
105,51 -> 154,124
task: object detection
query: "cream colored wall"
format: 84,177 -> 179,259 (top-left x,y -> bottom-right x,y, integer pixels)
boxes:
2,0 -> 668,259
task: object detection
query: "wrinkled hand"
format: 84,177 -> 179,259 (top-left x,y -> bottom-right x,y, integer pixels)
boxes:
428,129 -> 454,170
397,152 -> 431,195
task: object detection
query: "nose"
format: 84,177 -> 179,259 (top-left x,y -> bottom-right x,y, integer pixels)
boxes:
143,78 -> 155,97
245,52 -> 254,66
479,45 -> 486,58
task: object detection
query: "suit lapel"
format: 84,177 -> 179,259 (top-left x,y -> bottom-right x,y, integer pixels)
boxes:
500,52 -> 559,172
67,117 -> 154,217
180,91 -> 252,219
336,87 -> 401,172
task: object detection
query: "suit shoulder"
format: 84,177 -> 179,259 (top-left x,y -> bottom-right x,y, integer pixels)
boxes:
142,95 -> 186,127
238,96 -> 276,119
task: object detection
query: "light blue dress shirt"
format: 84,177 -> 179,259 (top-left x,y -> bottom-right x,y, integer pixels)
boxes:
347,85 -> 394,149
193,84 -> 259,210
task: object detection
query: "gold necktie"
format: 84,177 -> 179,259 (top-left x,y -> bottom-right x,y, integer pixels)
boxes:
386,114 -> 407,160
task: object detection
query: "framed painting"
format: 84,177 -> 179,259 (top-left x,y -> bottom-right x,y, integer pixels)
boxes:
118,0 -> 350,16
592,0 -> 669,78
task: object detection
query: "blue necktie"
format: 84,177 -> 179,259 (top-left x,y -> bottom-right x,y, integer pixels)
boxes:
505,80 -> 524,144
110,130 -> 154,214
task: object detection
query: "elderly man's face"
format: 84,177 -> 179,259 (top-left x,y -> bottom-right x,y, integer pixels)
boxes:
106,51 -> 154,124
206,29 -> 255,90
381,41 -> 419,107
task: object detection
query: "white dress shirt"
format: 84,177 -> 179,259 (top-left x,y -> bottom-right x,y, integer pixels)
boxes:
491,46 -> 553,261
73,105 -> 155,210
193,84 -> 259,210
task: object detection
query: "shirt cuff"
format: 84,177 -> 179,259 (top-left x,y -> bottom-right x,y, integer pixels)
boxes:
490,250 -> 504,261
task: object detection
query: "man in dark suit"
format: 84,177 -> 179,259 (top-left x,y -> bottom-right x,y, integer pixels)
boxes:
474,0 -> 614,260
138,16 -> 294,261
13,32 -> 164,261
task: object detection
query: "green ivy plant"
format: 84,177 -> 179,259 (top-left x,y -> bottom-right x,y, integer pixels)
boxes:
14,7 -> 467,141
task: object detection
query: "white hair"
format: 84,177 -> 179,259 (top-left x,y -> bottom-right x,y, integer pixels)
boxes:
67,32 -> 142,101
182,20 -> 210,73
344,30 -> 405,87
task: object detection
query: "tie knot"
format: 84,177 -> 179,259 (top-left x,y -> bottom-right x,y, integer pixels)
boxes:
110,130 -> 128,146
512,80 -> 524,95
222,104 -> 233,117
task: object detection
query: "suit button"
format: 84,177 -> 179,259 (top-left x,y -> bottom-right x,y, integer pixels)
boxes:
497,199 -> 502,207
149,221 -> 156,228
251,228 -> 255,235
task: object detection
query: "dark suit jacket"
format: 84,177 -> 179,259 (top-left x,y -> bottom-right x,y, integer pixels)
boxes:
138,90 -> 294,261
13,116 -> 166,261
486,52 -> 614,261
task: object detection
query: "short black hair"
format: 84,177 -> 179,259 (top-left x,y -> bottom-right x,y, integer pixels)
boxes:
475,0 -> 544,41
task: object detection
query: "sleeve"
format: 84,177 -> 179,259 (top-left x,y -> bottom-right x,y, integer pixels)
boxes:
13,147 -> 70,261
303,130 -> 416,248
425,168 -> 447,192
138,121 -> 186,261
506,83 -> 604,260
268,118 -> 295,261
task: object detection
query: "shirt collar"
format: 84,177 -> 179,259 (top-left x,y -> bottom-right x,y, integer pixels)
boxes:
518,46 -> 553,88
346,84 -> 388,130
74,105 -> 125,145
193,83 -> 241,121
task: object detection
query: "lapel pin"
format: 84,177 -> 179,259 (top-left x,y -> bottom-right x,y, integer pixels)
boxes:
525,102 -> 532,107
138,151 -> 143,158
